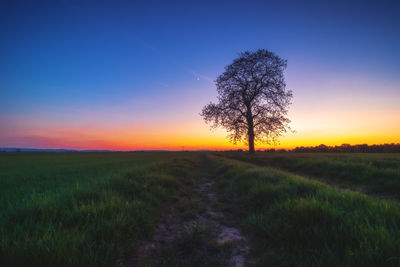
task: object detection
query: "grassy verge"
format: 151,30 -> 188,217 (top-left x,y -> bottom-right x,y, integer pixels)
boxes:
209,154 -> 400,266
221,152 -> 400,197
0,152 -> 196,266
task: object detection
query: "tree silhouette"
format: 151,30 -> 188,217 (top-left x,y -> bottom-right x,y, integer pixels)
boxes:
201,49 -> 292,153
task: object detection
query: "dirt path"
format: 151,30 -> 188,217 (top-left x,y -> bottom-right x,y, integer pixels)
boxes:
196,173 -> 250,267
122,159 -> 251,266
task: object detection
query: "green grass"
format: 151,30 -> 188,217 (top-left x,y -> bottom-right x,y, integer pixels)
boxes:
2,152 -> 400,266
143,220 -> 233,267
137,156 -> 235,266
0,152 -> 197,266
221,152 -> 400,197
209,154 -> 400,266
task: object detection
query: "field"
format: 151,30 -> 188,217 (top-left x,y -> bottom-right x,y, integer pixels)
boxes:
222,152 -> 400,199
1,152 -> 400,266
0,152 -> 197,266
209,154 -> 400,266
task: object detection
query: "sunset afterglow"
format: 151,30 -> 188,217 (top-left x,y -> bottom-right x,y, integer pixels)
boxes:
1,1 -> 399,151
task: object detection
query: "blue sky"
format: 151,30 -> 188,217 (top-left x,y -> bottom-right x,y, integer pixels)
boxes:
1,0 -> 399,149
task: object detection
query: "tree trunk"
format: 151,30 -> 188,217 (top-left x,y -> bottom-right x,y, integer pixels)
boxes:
247,109 -> 255,154
248,128 -> 255,154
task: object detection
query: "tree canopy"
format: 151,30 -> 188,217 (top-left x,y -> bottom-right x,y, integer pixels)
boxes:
201,49 -> 292,153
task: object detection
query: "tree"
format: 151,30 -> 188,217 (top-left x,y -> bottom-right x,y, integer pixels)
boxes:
201,49 -> 292,153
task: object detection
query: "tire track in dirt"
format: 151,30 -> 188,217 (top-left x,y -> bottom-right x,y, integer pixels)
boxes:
121,157 -> 251,266
197,176 -> 250,267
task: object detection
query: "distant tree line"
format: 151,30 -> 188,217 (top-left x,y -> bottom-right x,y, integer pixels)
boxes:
288,143 -> 400,153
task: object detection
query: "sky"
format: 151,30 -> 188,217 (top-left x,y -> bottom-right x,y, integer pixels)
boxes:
1,0 -> 399,150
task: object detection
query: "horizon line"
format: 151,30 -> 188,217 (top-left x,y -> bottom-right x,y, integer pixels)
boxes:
2,143 -> 400,152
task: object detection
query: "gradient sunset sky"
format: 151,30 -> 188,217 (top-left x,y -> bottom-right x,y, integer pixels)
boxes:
1,0 -> 399,150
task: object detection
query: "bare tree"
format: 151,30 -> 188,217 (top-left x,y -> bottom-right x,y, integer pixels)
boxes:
201,49 -> 292,153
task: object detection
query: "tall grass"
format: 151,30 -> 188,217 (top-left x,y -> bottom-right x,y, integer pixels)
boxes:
2,152 -> 399,266
0,152 -> 196,266
209,155 -> 400,266
222,152 -> 400,196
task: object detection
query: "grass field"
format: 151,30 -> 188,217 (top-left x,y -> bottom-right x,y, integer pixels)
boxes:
209,154 -> 400,266
221,152 -> 400,198
0,152 -> 197,266
1,152 -> 400,266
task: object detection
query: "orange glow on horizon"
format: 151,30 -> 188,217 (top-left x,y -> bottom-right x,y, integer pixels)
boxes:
2,121 -> 399,151
1,91 -> 399,151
